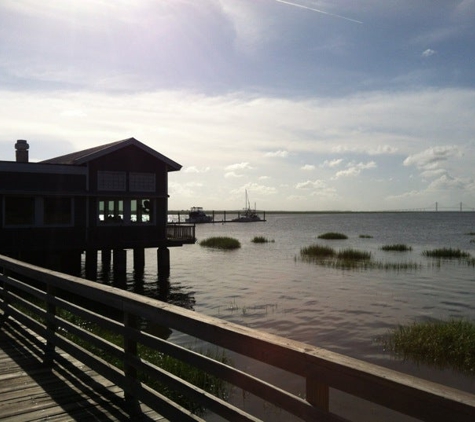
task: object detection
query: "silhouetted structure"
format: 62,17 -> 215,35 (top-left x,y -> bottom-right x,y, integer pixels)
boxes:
0,138 -> 195,278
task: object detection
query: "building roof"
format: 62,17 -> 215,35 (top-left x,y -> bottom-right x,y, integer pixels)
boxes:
40,137 -> 182,171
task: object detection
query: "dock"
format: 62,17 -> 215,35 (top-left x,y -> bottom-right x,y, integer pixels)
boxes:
171,210 -> 266,223
1,253 -> 475,422
0,319 -> 165,421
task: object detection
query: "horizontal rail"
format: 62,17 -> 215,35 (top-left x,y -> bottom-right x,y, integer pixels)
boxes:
166,223 -> 196,242
1,254 -> 475,421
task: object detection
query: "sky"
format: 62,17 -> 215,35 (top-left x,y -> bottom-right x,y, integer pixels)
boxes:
1,0 -> 475,211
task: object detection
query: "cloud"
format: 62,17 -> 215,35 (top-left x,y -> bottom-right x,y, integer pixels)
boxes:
420,168 -> 447,179
403,146 -> 460,170
301,164 -> 315,171
296,179 -> 327,190
225,162 -> 253,171
184,166 -> 210,173
1,88 -> 474,210
334,161 -> 377,179
295,179 -> 337,198
368,145 -> 398,155
427,174 -> 472,191
224,171 -> 243,178
322,159 -> 343,168
422,48 -> 437,57
231,183 -> 277,196
265,150 -> 289,158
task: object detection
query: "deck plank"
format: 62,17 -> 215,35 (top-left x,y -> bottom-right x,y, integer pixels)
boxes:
0,319 -> 167,421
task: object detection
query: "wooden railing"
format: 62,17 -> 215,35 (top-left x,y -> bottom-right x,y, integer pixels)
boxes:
1,254 -> 474,421
167,223 -> 196,243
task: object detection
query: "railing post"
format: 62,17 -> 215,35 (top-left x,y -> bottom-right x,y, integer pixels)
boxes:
124,311 -> 138,405
0,267 -> 11,323
306,374 -> 329,412
45,284 -> 57,365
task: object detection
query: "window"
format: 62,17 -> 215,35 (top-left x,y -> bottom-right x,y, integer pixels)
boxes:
5,197 -> 35,225
131,199 -> 152,223
43,198 -> 72,225
130,172 -> 156,192
97,171 -> 126,191
98,199 -> 124,223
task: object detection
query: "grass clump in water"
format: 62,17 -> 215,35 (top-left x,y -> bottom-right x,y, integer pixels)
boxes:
336,248 -> 371,260
381,244 -> 412,252
199,236 -> 241,250
422,248 -> 470,259
383,319 -> 475,373
318,232 -> 348,240
251,236 -> 274,243
300,244 -> 336,259
359,234 -> 373,238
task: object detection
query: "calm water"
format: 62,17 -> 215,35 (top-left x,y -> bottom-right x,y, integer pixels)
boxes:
113,212 -> 475,420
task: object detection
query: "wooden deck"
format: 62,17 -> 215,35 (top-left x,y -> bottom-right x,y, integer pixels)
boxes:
0,318 -> 166,421
2,254 -> 475,422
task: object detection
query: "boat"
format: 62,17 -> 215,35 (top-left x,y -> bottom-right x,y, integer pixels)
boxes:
232,190 -> 264,222
185,207 -> 213,224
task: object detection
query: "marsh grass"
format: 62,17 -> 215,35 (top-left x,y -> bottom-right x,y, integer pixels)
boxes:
300,244 -> 421,271
337,248 -> 371,261
359,234 -> 373,238
383,319 -> 475,373
251,236 -> 275,243
422,248 -> 470,259
300,244 -> 336,258
381,244 -> 413,252
317,232 -> 348,240
199,236 -> 241,249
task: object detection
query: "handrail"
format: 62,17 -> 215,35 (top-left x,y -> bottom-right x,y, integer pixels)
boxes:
1,254 -> 474,421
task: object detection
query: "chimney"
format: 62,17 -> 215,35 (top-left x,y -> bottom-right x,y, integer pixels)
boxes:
15,139 -> 29,163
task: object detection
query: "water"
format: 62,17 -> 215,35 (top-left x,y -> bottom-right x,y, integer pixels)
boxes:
113,212 -> 475,419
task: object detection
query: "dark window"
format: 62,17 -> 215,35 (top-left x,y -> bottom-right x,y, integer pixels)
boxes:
44,198 -> 72,225
5,197 -> 35,225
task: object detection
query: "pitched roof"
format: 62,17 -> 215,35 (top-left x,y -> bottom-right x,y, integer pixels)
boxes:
40,138 -> 182,171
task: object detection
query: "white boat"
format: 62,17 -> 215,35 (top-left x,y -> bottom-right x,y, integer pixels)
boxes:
232,190 -> 263,222
186,207 -> 213,224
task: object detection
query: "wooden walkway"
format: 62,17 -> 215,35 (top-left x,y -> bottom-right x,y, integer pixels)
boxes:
0,318 -> 166,421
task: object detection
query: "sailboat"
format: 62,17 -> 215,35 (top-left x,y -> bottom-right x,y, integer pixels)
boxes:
232,190 -> 263,222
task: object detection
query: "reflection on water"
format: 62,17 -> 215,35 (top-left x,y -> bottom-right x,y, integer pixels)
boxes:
93,212 -> 475,419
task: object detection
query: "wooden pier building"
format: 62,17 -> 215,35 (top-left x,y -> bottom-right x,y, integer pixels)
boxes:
0,138 -> 195,279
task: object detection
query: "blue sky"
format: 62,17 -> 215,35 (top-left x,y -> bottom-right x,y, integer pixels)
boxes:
1,0 -> 474,211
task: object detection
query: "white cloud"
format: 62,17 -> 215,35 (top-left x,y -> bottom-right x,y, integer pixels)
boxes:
334,161 -> 377,179
427,174 -> 472,191
322,158 -> 343,168
184,166 -> 210,173
296,179 -> 327,190
420,168 -> 447,179
225,162 -> 253,171
301,164 -> 315,171
1,88 -> 474,210
368,145 -> 398,155
403,146 -> 460,170
265,150 -> 289,158
224,171 -> 243,178
231,183 -> 277,197
422,48 -> 437,57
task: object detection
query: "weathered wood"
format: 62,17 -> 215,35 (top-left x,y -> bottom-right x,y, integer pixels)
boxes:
1,253 -> 475,422
306,376 -> 330,412
0,319 -> 166,421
